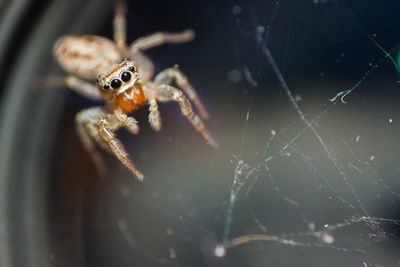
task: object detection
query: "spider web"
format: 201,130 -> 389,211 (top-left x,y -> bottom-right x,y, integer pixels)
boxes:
215,0 -> 400,265
76,1 -> 400,266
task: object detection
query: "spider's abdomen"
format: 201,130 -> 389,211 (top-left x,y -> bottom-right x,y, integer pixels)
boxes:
54,35 -> 121,80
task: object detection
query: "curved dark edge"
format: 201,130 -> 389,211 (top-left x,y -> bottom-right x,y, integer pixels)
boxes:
0,0 -> 49,99
0,0 -> 113,266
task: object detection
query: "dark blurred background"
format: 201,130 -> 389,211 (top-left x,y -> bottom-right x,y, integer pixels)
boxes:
1,0 -> 400,266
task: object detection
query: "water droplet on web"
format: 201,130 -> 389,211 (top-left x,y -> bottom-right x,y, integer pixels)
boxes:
214,244 -> 226,257
227,69 -> 242,83
321,232 -> 334,244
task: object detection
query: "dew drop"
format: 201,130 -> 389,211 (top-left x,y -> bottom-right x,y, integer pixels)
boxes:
214,244 -> 226,257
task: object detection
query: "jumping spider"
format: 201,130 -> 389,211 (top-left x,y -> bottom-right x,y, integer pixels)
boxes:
53,2 -> 218,180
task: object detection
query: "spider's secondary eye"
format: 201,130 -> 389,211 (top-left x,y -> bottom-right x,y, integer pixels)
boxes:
111,79 -> 122,89
121,72 -> 131,82
129,66 -> 136,72
103,84 -> 110,90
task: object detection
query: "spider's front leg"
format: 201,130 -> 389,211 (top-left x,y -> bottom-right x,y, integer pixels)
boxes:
76,107 -> 144,180
97,114 -> 144,180
153,84 -> 218,149
76,107 -> 113,176
154,67 -> 209,119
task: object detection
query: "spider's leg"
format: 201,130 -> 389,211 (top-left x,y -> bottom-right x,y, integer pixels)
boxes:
37,75 -> 102,101
129,30 -> 195,53
98,116 -> 144,180
85,121 -> 110,152
142,86 -> 162,131
76,107 -> 110,176
130,51 -> 155,82
114,108 -> 140,134
85,112 -> 121,152
114,1 -> 127,51
154,67 -> 209,119
149,96 -> 162,131
65,76 -> 103,100
154,84 -> 218,149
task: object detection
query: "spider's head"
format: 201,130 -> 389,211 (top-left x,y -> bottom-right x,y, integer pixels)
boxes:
96,58 -> 142,97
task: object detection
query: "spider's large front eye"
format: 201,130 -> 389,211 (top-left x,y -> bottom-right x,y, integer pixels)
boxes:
111,79 -> 122,89
121,72 -> 131,82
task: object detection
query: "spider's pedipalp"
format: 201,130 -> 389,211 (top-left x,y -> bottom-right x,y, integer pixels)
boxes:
114,108 -> 140,134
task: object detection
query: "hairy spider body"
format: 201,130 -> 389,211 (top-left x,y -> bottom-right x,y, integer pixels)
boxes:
55,36 -> 121,80
52,2 -> 218,180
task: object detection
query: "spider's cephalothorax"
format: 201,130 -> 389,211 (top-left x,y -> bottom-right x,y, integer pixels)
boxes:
52,2 -> 218,180
97,59 -> 146,113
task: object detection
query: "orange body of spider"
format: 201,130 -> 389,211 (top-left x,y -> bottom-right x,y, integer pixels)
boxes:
115,84 -> 146,113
